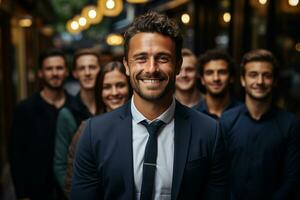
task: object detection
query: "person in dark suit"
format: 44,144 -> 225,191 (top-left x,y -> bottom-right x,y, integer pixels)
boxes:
71,11 -> 228,200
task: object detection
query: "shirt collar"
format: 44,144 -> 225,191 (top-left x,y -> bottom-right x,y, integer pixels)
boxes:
241,103 -> 276,121
131,96 -> 176,124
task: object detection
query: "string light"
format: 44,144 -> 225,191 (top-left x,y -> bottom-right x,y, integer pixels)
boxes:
223,12 -> 231,23
181,13 -> 190,24
288,0 -> 299,6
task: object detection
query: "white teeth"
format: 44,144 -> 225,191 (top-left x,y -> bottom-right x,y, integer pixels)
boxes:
142,79 -> 160,83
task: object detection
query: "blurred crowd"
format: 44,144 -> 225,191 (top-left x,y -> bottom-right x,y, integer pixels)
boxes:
4,11 -> 300,200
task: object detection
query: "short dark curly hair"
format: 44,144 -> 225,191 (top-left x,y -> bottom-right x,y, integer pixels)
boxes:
38,48 -> 67,69
124,11 -> 183,62
198,49 -> 235,77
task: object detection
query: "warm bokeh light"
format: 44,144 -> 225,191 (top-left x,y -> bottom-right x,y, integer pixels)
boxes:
71,21 -> 79,30
126,0 -> 148,3
82,5 -> 104,25
66,20 -> 81,34
100,0 -> 123,17
223,12 -> 231,23
106,0 -> 115,9
296,43 -> 300,52
88,9 -> 97,19
258,0 -> 268,5
78,17 -> 87,26
106,34 -> 124,46
181,13 -> 190,24
19,18 -> 32,27
288,0 -> 299,6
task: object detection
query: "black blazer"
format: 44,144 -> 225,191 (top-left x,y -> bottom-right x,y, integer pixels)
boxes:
71,101 -> 228,200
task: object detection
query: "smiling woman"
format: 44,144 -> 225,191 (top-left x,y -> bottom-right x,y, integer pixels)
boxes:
95,61 -> 132,113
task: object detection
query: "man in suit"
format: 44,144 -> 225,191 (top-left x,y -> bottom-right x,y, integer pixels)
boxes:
71,11 -> 228,200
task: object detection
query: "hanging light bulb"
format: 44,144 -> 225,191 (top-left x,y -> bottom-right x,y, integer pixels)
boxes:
288,0 -> 299,6
106,0 -> 115,9
98,0 -> 123,17
82,5 -> 104,25
181,13 -> 190,24
66,19 -> 80,34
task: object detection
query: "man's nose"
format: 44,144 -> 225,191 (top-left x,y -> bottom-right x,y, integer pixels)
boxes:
111,86 -> 118,95
257,75 -> 263,84
213,72 -> 220,81
84,67 -> 91,75
145,58 -> 158,73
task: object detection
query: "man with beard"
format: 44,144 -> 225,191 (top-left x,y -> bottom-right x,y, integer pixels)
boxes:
71,11 -> 228,200
53,48 -> 100,192
194,49 -> 240,119
175,48 -> 202,107
10,49 -> 72,200
220,49 -> 300,199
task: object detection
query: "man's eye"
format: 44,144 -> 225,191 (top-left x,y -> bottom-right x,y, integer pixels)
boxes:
219,70 -> 228,75
204,71 -> 213,75
264,73 -> 273,79
135,57 -> 147,63
248,73 -> 257,78
157,56 -> 169,63
103,85 -> 111,90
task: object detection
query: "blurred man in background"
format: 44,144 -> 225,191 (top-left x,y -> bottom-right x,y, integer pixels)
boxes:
221,49 -> 300,199
175,48 -> 202,107
10,49 -> 72,200
194,49 -> 240,119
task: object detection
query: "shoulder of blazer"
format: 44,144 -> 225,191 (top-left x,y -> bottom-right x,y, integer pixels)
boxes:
175,100 -> 217,128
89,101 -> 131,127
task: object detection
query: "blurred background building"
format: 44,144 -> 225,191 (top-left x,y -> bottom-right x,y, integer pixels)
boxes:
1,0 -> 300,197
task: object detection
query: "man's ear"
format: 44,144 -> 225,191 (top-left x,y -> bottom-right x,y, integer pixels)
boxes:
200,76 -> 205,86
240,75 -> 245,87
72,70 -> 78,79
37,69 -> 43,79
123,57 -> 130,76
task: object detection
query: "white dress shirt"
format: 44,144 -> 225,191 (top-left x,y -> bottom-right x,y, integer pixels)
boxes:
131,97 -> 175,200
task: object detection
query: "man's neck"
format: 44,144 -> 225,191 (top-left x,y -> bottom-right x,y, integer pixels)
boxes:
205,92 -> 231,118
175,88 -> 201,107
133,93 -> 173,121
245,96 -> 272,120
40,87 -> 66,109
80,89 -> 96,115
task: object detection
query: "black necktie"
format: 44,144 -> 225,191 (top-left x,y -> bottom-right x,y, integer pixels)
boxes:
140,120 -> 165,200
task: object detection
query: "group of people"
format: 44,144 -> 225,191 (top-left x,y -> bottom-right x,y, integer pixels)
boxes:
9,11 -> 300,200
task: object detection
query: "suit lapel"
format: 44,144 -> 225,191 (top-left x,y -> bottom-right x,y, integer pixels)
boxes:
171,102 -> 191,200
116,102 -> 135,199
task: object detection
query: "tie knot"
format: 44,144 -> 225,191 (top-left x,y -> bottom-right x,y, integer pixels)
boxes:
140,120 -> 165,137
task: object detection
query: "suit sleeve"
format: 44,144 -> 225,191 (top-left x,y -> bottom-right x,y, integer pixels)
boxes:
70,119 -> 102,200
272,120 -> 300,200
53,108 -> 77,189
205,122 -> 229,200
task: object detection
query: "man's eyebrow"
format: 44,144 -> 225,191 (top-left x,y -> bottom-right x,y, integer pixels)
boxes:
132,52 -> 148,59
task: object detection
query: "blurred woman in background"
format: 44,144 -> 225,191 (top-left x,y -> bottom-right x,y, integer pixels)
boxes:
63,61 -> 132,198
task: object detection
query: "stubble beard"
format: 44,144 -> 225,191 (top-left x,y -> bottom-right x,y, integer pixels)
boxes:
131,73 -> 176,102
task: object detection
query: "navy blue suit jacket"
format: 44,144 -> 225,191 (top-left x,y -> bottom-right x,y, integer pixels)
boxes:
71,101 -> 228,200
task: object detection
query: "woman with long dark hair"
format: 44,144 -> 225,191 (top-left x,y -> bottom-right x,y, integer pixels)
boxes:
64,61 -> 132,198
